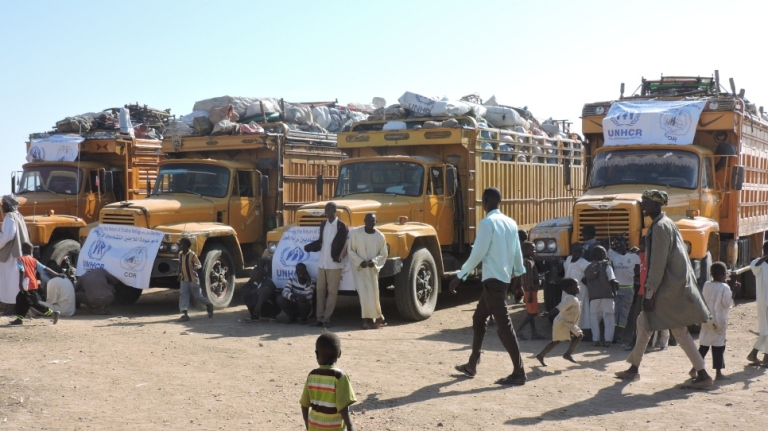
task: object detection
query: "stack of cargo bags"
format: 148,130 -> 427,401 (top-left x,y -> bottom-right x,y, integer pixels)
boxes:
51,104 -> 170,140
165,96 -> 374,138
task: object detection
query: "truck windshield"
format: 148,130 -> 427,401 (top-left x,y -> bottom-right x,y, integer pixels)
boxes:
154,163 -> 231,198
16,166 -> 81,195
335,161 -> 425,197
590,149 -> 700,190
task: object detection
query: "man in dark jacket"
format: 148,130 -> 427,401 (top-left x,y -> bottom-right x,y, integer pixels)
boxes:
304,202 -> 348,328
241,266 -> 279,321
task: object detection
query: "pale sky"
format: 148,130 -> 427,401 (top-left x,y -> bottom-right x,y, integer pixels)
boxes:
1,0 -> 765,196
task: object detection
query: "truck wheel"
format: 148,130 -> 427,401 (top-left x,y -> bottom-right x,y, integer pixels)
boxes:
201,245 -> 236,309
395,248 -> 438,321
114,284 -> 143,305
40,239 -> 80,272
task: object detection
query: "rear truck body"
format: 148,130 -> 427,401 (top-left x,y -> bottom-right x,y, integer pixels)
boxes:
79,123 -> 345,307
530,73 -> 768,302
13,134 -> 161,272
265,116 -> 585,320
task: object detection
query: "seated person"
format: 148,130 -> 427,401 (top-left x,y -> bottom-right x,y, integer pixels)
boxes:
276,263 -> 315,324
75,268 -> 121,315
241,266 -> 279,321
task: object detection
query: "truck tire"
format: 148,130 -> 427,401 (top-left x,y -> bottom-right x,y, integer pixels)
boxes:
40,239 -> 80,272
741,270 -> 756,299
114,284 -> 143,305
395,248 -> 438,321
201,244 -> 236,309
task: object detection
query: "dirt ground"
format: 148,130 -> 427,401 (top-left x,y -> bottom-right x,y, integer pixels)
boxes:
2,281 -> 767,431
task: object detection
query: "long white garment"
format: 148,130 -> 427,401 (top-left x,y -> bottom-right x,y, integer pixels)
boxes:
750,258 -> 768,352
41,277 -> 77,317
564,256 -> 591,330
590,298 -> 615,342
698,281 -> 733,346
347,227 -> 388,320
0,214 -> 25,304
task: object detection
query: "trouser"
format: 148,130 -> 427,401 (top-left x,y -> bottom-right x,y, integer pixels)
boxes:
16,290 -> 52,318
590,298 -> 615,342
753,335 -> 768,353
244,285 -> 278,318
621,294 -> 643,343
277,295 -> 312,321
469,278 -> 525,378
316,267 -> 341,323
627,311 -> 705,371
614,288 -> 634,328
655,329 -> 670,348
179,281 -> 210,312
699,344 -> 726,370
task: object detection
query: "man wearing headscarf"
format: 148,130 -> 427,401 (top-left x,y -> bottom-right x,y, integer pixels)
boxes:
615,190 -> 713,388
0,195 -> 30,311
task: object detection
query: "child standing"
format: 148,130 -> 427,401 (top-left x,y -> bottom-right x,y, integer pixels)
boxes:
692,262 -> 734,380
608,237 -> 640,343
301,332 -> 356,431
536,278 -> 584,366
516,241 -> 545,340
563,243 -> 591,337
10,243 -> 62,325
584,246 -> 619,347
178,237 -> 213,322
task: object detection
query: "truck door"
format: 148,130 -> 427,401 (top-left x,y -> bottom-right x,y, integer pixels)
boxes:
423,166 -> 454,245
700,156 -> 719,218
79,170 -> 98,222
229,170 -> 260,244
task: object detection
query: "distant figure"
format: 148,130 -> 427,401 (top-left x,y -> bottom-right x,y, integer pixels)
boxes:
449,187 -> 527,386
10,243 -> 62,325
348,213 -> 388,330
177,237 -> 213,322
300,332 -> 356,431
693,262 -> 733,380
75,268 -> 121,315
277,262 -> 315,324
536,278 -> 584,366
304,202 -> 348,328
241,266 -> 279,322
0,195 -> 30,312
747,240 -> 768,366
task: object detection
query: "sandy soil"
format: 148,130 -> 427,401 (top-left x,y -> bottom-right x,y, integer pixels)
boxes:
1,282 -> 767,431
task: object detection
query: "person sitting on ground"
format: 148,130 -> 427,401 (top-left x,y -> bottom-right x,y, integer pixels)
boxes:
277,263 -> 315,324
584,245 -> 619,347
75,268 -> 122,315
241,266 -> 279,322
300,332 -> 356,431
10,243 -> 63,325
177,237 -> 214,322
516,241 -> 545,340
692,262 -> 734,381
41,272 -> 76,317
536,278 -> 584,366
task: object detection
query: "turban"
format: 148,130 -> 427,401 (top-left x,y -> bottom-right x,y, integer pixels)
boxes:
642,189 -> 668,206
1,195 -> 19,211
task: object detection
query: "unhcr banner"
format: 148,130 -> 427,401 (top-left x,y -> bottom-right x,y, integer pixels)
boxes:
76,224 -> 164,289
27,134 -> 83,162
272,226 -> 355,292
602,100 -> 707,146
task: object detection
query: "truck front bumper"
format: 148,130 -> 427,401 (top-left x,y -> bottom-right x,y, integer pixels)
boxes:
152,257 -> 180,278
380,258 -> 403,278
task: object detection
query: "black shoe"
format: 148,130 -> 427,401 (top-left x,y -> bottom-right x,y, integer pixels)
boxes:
179,314 -> 190,322
9,318 -> 22,326
52,311 -> 60,325
206,303 -> 214,318
313,321 -> 324,327
322,321 -> 331,328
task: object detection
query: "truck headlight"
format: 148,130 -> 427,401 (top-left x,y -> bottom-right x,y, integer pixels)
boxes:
546,239 -> 557,252
268,242 -> 278,254
158,243 -> 167,252
170,244 -> 179,253
534,240 -> 546,252
684,241 -> 692,254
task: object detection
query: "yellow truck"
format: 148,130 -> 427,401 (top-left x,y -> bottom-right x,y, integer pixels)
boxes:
530,73 -> 768,297
265,116 -> 585,320
13,133 -> 161,271
81,123 -> 345,307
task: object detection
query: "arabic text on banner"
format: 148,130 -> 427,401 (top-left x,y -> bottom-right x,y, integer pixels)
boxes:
27,134 -> 83,162
76,224 -> 164,289
602,100 -> 707,146
272,226 -> 355,292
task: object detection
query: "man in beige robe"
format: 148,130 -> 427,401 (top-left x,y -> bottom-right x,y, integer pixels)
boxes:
0,195 -> 30,311
348,213 -> 388,329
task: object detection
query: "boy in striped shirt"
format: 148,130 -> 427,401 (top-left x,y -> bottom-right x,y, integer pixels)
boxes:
301,332 -> 356,431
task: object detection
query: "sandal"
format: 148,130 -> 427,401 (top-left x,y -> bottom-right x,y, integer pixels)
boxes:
454,364 -> 476,378
375,319 -> 387,328
361,322 -> 377,330
495,374 -> 526,386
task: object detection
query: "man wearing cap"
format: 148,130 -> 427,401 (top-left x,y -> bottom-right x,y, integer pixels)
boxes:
615,190 -> 713,388
0,195 -> 30,312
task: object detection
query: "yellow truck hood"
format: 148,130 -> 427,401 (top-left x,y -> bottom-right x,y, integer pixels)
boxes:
16,192 -> 79,218
299,196 -> 418,227
100,195 -> 217,228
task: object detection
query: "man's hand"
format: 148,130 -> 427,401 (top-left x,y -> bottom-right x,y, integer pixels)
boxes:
366,260 -> 374,268
359,261 -> 368,269
449,277 -> 461,294
539,311 -> 549,318
642,298 -> 655,313
296,295 -> 308,304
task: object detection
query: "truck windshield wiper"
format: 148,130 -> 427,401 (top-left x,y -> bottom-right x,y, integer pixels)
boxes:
183,190 -> 203,197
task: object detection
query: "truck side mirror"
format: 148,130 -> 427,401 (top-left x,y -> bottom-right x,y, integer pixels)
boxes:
731,165 -> 745,191
316,174 -> 323,196
563,158 -> 572,187
446,165 -> 457,197
260,176 -> 269,199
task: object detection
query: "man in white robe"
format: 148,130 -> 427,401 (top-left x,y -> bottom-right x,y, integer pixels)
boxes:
348,213 -> 388,329
748,240 -> 768,365
0,195 -> 30,311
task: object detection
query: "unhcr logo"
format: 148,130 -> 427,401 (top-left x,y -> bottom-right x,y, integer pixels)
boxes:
608,109 -> 642,138
88,240 -> 111,261
280,246 -> 309,266
29,146 -> 45,161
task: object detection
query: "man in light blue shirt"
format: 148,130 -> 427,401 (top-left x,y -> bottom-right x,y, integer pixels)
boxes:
450,187 -> 527,386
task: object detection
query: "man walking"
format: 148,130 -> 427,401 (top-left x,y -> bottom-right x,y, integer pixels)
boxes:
615,190 -> 712,388
348,213 -> 388,329
0,195 -> 30,313
304,202 -> 348,328
450,187 -> 527,386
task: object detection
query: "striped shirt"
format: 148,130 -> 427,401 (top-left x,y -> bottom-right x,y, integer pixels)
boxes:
300,365 -> 356,431
179,250 -> 201,282
283,275 -> 315,301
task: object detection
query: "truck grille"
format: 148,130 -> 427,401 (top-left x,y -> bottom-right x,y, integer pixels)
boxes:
297,215 -> 326,226
576,207 -> 631,241
101,213 -> 135,225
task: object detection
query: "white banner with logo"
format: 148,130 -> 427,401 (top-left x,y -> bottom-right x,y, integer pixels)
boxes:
27,134 -> 83,162
602,100 -> 707,146
272,226 -> 355,292
76,224 -> 164,289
